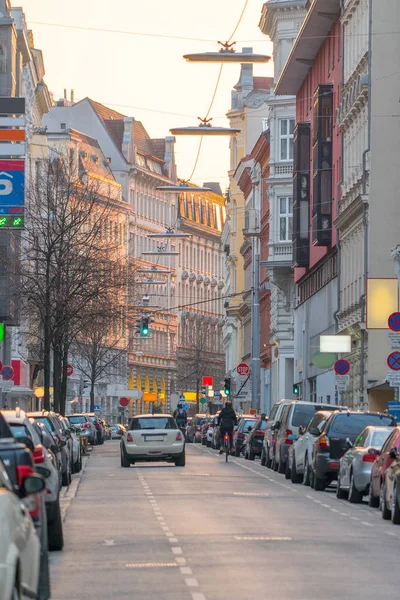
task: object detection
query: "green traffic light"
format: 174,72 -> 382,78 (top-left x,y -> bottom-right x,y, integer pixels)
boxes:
13,217 -> 23,227
0,217 -> 7,227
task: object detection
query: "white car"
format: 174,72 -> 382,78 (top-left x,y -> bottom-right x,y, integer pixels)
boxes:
288,410 -> 332,484
206,415 -> 219,447
0,457 -> 43,600
120,414 -> 185,467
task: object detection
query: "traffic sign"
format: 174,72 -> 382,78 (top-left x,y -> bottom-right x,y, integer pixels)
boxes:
334,359 -> 350,375
199,397 -> 207,405
388,312 -> 400,332
387,352 -> 400,371
236,363 -> 250,377
181,402 -> 188,412
387,401 -> 400,420
0,361 -> 3,372
202,376 -> 213,386
65,364 -> 73,377
335,374 -> 350,391
120,397 -> 130,407
386,370 -> 400,386
1,365 -> 13,381
94,405 -> 100,411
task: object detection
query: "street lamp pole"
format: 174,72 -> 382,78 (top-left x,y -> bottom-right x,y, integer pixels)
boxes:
250,174 -> 260,412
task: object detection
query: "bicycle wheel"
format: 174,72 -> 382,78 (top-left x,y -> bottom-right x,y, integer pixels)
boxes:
225,441 -> 229,463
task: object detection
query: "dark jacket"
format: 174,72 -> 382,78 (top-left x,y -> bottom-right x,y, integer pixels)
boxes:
174,409 -> 187,426
217,406 -> 237,429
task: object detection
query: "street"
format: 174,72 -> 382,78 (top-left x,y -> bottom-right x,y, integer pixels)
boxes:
50,442 -> 400,600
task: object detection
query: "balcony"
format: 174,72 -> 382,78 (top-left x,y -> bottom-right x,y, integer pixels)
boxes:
262,242 -> 292,270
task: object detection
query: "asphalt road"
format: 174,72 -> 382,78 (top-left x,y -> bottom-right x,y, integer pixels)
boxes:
50,441 -> 400,600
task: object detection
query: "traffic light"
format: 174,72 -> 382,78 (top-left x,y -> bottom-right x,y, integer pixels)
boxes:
293,383 -> 300,396
224,377 -> 231,396
141,317 -> 150,337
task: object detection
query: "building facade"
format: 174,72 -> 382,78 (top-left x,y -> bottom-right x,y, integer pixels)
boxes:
276,0 -> 342,405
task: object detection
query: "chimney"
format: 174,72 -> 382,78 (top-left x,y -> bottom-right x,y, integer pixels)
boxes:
70,89 -> 74,103
64,88 -> 67,99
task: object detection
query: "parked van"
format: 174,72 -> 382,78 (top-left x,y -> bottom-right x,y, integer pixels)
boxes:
261,399 -> 292,468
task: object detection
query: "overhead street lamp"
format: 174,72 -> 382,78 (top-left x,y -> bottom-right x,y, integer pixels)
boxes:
183,42 -> 270,64
157,184 -> 212,193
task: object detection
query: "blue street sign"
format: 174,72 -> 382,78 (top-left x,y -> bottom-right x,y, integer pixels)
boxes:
94,405 -> 100,411
389,312 -> 400,332
387,352 -> 400,371
0,160 -> 25,215
213,389 -> 220,397
181,402 -> 188,412
179,394 -> 185,401
388,402 -> 400,421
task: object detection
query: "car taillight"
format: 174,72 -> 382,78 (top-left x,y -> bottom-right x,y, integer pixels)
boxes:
237,433 -> 244,440
33,445 -> 46,464
176,431 -> 183,441
318,435 -> 330,450
81,423 -> 90,429
94,423 -> 100,430
127,432 -> 134,442
284,429 -> 293,445
17,465 -> 40,518
255,430 -> 265,437
363,452 -> 378,463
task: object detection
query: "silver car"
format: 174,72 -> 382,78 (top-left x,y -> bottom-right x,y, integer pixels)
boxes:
288,410 -> 332,484
337,425 -> 393,503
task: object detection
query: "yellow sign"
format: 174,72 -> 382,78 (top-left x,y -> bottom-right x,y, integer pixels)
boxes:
367,278 -> 398,329
34,386 -> 45,398
143,392 -> 157,401
183,392 -> 197,402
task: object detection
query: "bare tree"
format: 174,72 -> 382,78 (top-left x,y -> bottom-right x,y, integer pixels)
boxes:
18,155 -> 129,414
176,317 -> 225,412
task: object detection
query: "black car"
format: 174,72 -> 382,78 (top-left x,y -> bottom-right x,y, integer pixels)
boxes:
244,418 -> 268,460
233,417 -> 257,457
311,411 -> 396,491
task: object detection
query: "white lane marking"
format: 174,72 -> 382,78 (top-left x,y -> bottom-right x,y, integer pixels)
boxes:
192,594 -> 207,600
171,547 -> 183,555
166,532 -> 174,537
386,531 -> 396,536
321,504 -> 330,508
175,557 -> 187,565
361,521 -> 374,527
233,492 -> 270,497
181,473 -> 210,476
337,512 -> 348,516
330,508 -> 339,513
234,536 -> 292,541
351,516 -> 360,521
185,579 -> 199,587
162,526 -> 170,532
157,516 -> 165,521
126,562 -> 178,569
169,538 -> 179,543
102,539 -> 115,546
180,567 -> 193,575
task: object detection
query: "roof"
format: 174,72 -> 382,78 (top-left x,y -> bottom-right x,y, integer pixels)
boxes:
130,413 -> 173,419
253,76 -> 274,89
87,98 -> 165,162
275,0 -> 341,96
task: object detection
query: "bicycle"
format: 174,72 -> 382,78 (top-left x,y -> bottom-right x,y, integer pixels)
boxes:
223,432 -> 230,463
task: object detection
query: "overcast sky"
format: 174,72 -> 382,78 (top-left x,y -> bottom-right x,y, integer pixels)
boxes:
19,0 -> 274,190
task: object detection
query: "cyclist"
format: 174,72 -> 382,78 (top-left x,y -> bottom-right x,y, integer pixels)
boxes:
173,403 -> 187,431
217,400 -> 237,455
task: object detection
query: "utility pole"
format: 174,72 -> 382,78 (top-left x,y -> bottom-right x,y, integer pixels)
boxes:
250,172 -> 261,411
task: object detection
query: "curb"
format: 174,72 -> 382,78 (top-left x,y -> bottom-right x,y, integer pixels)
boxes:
60,455 -> 89,522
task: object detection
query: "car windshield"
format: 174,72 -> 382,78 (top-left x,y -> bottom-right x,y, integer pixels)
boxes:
371,429 -> 392,448
9,424 -> 29,439
330,414 -> 395,437
257,420 -> 268,431
129,417 -> 176,430
292,405 -> 318,427
33,416 -> 55,432
69,416 -> 87,425
242,419 -> 256,430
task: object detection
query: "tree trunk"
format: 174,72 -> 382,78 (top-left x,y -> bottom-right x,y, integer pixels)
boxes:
43,256 -> 51,411
52,339 -> 62,414
60,343 -> 69,416
196,377 -> 200,413
90,363 -> 96,413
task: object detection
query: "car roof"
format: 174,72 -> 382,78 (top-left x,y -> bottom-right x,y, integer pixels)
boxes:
2,409 -> 30,423
132,413 -> 173,419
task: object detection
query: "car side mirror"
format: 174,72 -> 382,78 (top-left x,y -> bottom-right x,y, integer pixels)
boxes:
273,421 -> 281,431
20,473 -> 46,497
390,448 -> 398,459
345,438 -> 353,449
36,466 -> 51,479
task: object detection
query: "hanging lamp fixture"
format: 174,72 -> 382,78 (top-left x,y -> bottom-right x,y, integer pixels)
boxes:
170,117 -> 240,137
183,41 -> 270,64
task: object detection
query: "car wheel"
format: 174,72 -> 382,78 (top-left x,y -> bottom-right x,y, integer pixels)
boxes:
336,473 -> 348,499
272,455 -> 279,472
278,456 -> 285,474
244,448 -> 249,460
235,445 -> 241,457
74,452 -> 81,473
348,471 -> 363,504
260,448 -> 266,466
303,455 -> 310,486
313,475 -> 325,491
285,460 -> 291,480
175,451 -> 185,467
12,581 -> 20,600
48,500 -> 64,551
37,513 -> 50,600
61,463 -> 70,487
380,482 -> 391,520
249,450 -> 255,461
266,447 -> 272,469
121,447 -> 130,468
291,455 -> 302,484
207,441 -> 211,447
368,482 -> 379,507
391,483 -> 400,524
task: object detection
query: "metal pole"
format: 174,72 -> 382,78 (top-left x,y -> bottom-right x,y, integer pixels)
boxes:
250,177 -> 261,411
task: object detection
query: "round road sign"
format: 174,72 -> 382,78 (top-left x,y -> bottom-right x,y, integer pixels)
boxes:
120,397 -> 130,407
388,312 -> 400,332
387,351 -> 400,371
1,365 -> 14,381
334,359 -> 350,376
237,363 -> 250,377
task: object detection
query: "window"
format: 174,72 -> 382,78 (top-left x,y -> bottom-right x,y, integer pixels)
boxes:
279,197 -> 293,241
198,198 -> 204,224
279,119 -> 295,161
205,200 -> 211,226
309,377 -> 317,403
0,42 -> 7,73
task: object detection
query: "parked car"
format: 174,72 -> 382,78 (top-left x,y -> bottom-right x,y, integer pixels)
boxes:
186,415 -> 207,443
67,414 -> 97,444
311,411 -> 396,491
0,411 -> 50,600
207,414 -> 220,448
381,451 -> 400,523
59,416 -> 82,473
262,399 -> 292,469
0,455 -> 45,600
274,401 -> 334,475
244,418 -> 268,460
29,411 -> 72,486
110,424 -> 126,439
3,410 -> 64,551
336,425 -> 393,503
87,413 -> 105,445
120,414 -> 185,467
233,417 -> 257,457
369,425 -> 400,508
201,418 -> 212,445
288,410 -> 333,484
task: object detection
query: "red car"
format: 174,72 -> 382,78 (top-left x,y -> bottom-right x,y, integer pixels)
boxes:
369,426 -> 400,507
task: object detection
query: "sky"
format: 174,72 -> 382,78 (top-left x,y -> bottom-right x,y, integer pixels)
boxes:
18,0 -> 274,191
